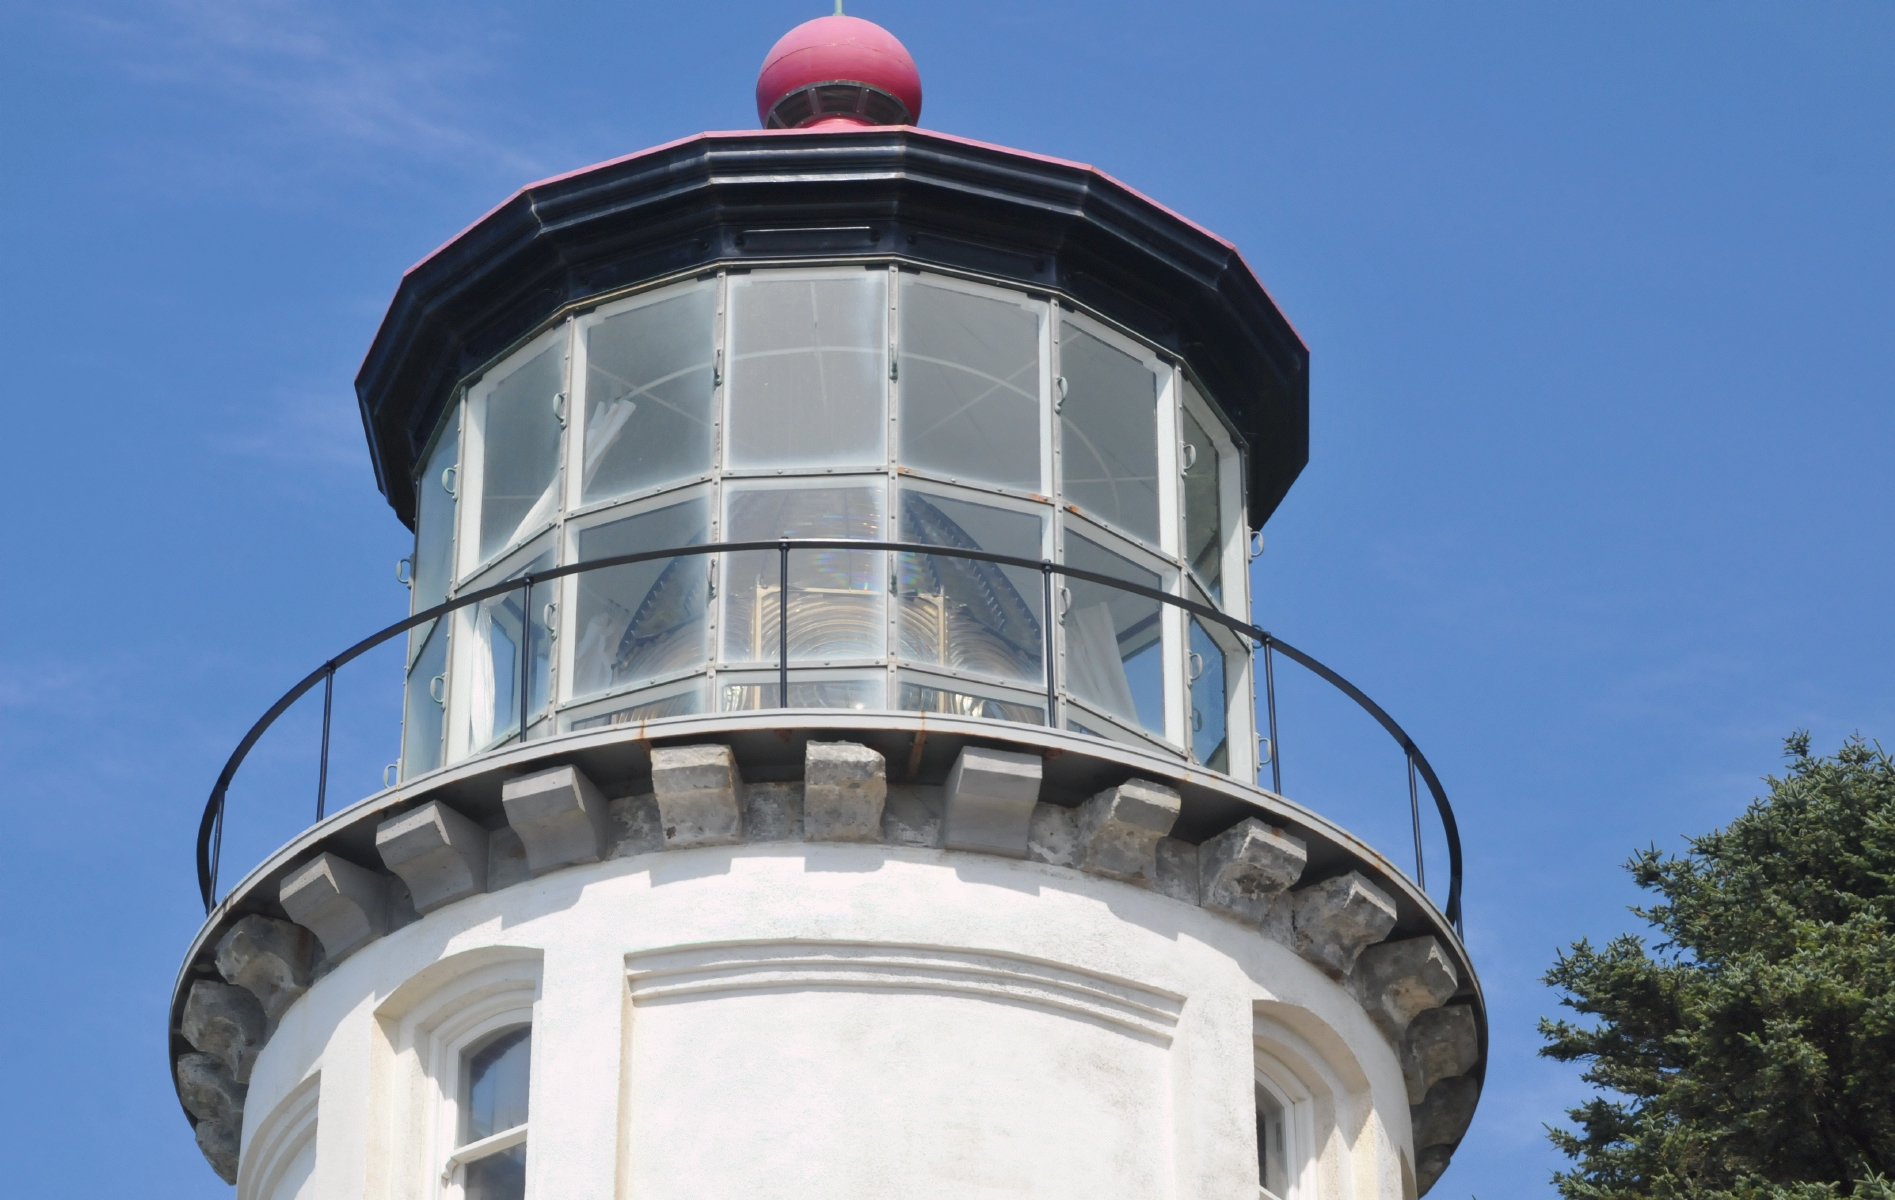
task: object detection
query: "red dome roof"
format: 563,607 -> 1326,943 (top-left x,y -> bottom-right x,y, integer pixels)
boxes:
755,15 -> 922,129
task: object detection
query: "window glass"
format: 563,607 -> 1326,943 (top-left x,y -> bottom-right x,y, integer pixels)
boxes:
1059,323 -> 1158,544
455,553 -> 553,755
465,1027 -> 531,1141
896,488 -> 1044,686
898,678 -> 1043,725
722,486 -> 884,664
413,409 -> 460,644
898,277 -> 1041,489
1188,618 -> 1230,771
464,1149 -> 526,1200
581,284 -> 716,504
721,677 -> 882,711
476,339 -> 565,565
1256,1080 -> 1288,1199
401,622 -> 448,780
570,687 -> 701,732
1180,395 -> 1223,601
1062,534 -> 1164,735
461,1026 -> 530,1200
727,272 -> 886,468
572,498 -> 709,699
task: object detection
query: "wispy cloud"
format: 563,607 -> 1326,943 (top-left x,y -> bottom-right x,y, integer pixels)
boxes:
213,383 -> 367,471
72,0 -> 548,179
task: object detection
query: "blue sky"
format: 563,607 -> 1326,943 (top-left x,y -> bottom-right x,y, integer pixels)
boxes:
1,1 -> 1890,1195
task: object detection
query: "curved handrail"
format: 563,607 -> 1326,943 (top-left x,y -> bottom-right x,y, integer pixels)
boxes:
197,538 -> 1464,932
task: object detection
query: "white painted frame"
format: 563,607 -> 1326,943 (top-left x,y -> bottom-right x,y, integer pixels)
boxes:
402,262 -> 1263,783
375,951 -> 543,1200
238,1071 -> 321,1200
455,323 -> 572,587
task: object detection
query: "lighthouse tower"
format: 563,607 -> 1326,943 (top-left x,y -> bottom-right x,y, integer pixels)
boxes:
168,15 -> 1485,1200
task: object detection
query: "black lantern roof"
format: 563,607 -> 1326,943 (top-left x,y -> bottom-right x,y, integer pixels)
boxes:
356,127 -> 1309,529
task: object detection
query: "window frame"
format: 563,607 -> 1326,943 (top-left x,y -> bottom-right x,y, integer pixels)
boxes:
397,260 -> 1258,781
237,1071 -> 320,1200
558,482 -> 716,711
566,278 -> 722,519
1254,1050 -> 1318,1200
443,1022 -> 533,1198
1055,514 -> 1182,753
721,265 -> 890,474
445,532 -> 557,764
716,473 -> 891,671
1176,375 -> 1242,610
1051,307 -> 1178,560
456,322 -> 572,587
892,268 -> 1051,498
893,478 -> 1055,696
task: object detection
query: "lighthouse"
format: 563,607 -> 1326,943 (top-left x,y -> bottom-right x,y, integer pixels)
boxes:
169,13 -> 1486,1199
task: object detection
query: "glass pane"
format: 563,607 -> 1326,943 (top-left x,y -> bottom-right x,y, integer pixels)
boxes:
477,339 -> 565,564
456,553 -> 553,754
463,1146 -> 526,1200
721,677 -> 882,711
1180,398 -> 1223,602
570,687 -> 702,732
896,489 -> 1043,685
1188,619 -> 1230,770
1256,1082 -> 1287,1198
898,679 -> 1043,725
464,1026 -> 531,1142
412,409 -> 460,660
727,272 -> 886,468
722,486 -> 883,664
572,499 -> 709,698
1059,323 -> 1158,544
1062,534 -> 1164,735
401,621 -> 448,780
898,277 -> 1041,489
582,285 -> 716,503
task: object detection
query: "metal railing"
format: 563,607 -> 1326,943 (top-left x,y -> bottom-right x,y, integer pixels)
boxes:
196,539 -> 1464,932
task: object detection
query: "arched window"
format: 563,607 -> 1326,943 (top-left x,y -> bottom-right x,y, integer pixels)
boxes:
1253,1053 -> 1316,1200
449,1025 -> 531,1200
371,947 -> 541,1200
1255,1074 -> 1292,1199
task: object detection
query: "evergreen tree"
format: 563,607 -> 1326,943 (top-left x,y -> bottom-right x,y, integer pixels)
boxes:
1540,734 -> 1895,1200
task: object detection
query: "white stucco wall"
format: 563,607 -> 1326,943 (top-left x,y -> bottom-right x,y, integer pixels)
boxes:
240,842 -> 1414,1200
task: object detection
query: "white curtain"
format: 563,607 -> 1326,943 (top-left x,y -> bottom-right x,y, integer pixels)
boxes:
469,603 -> 497,749
1065,602 -> 1138,725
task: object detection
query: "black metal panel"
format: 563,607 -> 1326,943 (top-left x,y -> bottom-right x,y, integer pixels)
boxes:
356,128 -> 1309,528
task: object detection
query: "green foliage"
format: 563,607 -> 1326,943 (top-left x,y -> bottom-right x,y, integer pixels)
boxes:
1540,735 -> 1895,1199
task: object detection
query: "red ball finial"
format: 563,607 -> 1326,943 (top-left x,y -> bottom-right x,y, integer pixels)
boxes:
755,13 -> 922,130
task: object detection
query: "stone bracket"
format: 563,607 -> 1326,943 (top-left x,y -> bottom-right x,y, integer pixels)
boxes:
1351,935 -> 1458,1041
803,741 -> 887,841
278,852 -> 390,963
502,763 -> 611,871
943,745 -> 1043,857
213,915 -> 313,1023
1282,870 -> 1399,978
650,745 -> 743,847
1197,818 -> 1307,924
376,799 -> 490,911
1073,779 -> 1181,885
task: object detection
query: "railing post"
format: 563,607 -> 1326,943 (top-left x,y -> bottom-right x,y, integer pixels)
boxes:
316,664 -> 335,821
1263,637 -> 1281,795
519,578 -> 532,743
1408,749 -> 1425,891
1041,561 -> 1057,727
778,540 -> 790,708
211,798 -> 223,910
